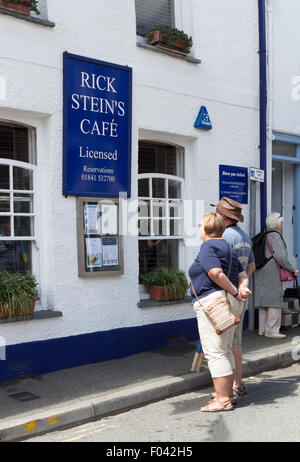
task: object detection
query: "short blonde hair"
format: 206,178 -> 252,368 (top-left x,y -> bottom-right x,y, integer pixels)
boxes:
203,212 -> 225,238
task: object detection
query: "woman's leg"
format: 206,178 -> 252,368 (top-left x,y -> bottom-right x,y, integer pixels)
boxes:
265,307 -> 282,334
258,307 -> 267,335
213,374 -> 234,402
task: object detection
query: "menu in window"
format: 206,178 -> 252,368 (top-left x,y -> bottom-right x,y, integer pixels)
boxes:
84,204 -> 100,235
100,204 -> 118,235
102,236 -> 119,266
85,237 -> 103,268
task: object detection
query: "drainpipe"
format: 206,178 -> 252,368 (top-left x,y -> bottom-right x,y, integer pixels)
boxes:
258,0 -> 268,229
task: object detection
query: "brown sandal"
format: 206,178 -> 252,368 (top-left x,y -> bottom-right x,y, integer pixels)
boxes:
201,399 -> 234,412
210,392 -> 237,405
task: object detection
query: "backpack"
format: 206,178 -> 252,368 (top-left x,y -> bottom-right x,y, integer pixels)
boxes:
252,229 -> 281,269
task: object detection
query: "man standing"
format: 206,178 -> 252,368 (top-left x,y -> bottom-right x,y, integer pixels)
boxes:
212,197 -> 255,397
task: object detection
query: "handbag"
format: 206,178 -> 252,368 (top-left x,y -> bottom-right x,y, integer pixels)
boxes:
284,277 -> 300,299
265,237 -> 294,282
190,245 -> 240,335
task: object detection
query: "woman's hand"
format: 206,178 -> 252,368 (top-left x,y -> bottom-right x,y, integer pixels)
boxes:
239,287 -> 252,301
294,269 -> 299,278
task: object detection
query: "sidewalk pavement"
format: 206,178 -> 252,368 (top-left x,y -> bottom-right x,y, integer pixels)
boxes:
0,327 -> 300,441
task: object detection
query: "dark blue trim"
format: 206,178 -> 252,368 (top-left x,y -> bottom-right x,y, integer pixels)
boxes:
0,318 -> 199,382
258,0 -> 267,230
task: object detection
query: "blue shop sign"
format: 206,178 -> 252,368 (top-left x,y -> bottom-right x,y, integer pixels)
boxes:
219,165 -> 248,204
194,106 -> 212,130
63,52 -> 132,197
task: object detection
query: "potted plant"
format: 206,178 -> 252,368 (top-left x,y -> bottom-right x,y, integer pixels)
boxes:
0,0 -> 39,16
147,25 -> 193,55
0,271 -> 39,319
142,266 -> 188,302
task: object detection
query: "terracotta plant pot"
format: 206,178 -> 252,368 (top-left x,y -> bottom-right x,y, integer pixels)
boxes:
147,30 -> 189,55
0,0 -> 30,15
0,298 -> 36,319
149,285 -> 186,302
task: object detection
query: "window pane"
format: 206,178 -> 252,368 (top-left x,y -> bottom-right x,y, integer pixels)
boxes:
0,240 -> 31,272
169,201 -> 181,218
0,216 -> 11,236
138,178 -> 149,197
273,141 -> 296,157
14,194 -> 34,213
0,125 -> 29,163
139,239 -> 179,281
168,180 -> 181,199
0,164 -> 9,189
135,0 -> 174,36
153,200 -> 167,218
153,219 -> 167,236
152,178 -> 165,198
170,219 -> 182,236
138,219 -> 150,236
0,193 -> 10,212
138,200 -> 150,218
138,142 -> 181,176
14,216 -> 34,236
13,167 -> 33,190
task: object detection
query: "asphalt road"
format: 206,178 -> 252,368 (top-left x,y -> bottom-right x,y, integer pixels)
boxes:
24,363 -> 300,443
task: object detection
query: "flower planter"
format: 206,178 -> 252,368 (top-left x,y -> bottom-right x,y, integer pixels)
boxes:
0,0 -> 30,15
0,298 -> 36,319
149,285 -> 186,302
147,30 -> 190,56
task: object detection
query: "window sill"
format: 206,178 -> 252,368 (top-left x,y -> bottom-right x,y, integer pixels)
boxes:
136,42 -> 201,64
0,7 -> 55,27
138,296 -> 192,308
0,310 -> 63,324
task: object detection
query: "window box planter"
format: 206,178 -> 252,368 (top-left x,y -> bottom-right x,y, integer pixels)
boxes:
0,0 -> 39,15
0,298 -> 37,319
0,271 -> 39,319
148,285 -> 186,302
142,267 -> 188,302
0,0 -> 30,15
147,26 -> 192,56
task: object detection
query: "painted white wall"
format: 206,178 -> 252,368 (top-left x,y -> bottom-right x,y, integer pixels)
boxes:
0,0 -> 260,346
272,0 -> 300,135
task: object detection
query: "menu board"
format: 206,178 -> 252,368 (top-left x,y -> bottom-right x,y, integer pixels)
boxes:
81,200 -> 121,274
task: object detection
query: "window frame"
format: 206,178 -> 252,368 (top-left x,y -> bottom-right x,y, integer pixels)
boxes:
138,141 -> 185,294
0,121 -> 38,281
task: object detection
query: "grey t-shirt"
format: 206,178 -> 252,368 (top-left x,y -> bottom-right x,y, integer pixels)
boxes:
223,225 -> 254,272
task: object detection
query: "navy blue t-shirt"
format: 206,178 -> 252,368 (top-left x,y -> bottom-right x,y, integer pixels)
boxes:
188,239 -> 243,303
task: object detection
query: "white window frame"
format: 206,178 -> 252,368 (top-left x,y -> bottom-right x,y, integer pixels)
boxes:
138,173 -> 184,240
0,158 -> 36,241
138,142 -> 185,297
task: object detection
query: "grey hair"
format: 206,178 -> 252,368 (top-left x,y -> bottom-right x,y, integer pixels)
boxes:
266,212 -> 283,229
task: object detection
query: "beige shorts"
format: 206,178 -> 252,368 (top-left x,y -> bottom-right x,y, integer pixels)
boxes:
193,290 -> 244,378
232,304 -> 246,346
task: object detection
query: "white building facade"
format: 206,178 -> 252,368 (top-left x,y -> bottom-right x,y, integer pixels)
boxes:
0,0 -> 260,380
269,0 -> 300,272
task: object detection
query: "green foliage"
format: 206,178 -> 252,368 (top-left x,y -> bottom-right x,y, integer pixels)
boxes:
0,271 -> 39,318
147,25 -> 193,53
3,0 -> 40,14
141,267 -> 188,299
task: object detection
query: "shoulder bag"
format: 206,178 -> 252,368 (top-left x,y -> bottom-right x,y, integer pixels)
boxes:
190,245 -> 240,335
265,236 -> 294,282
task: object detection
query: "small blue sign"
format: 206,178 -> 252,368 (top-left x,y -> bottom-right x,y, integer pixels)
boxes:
219,165 -> 248,204
63,52 -> 132,197
194,106 -> 212,130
